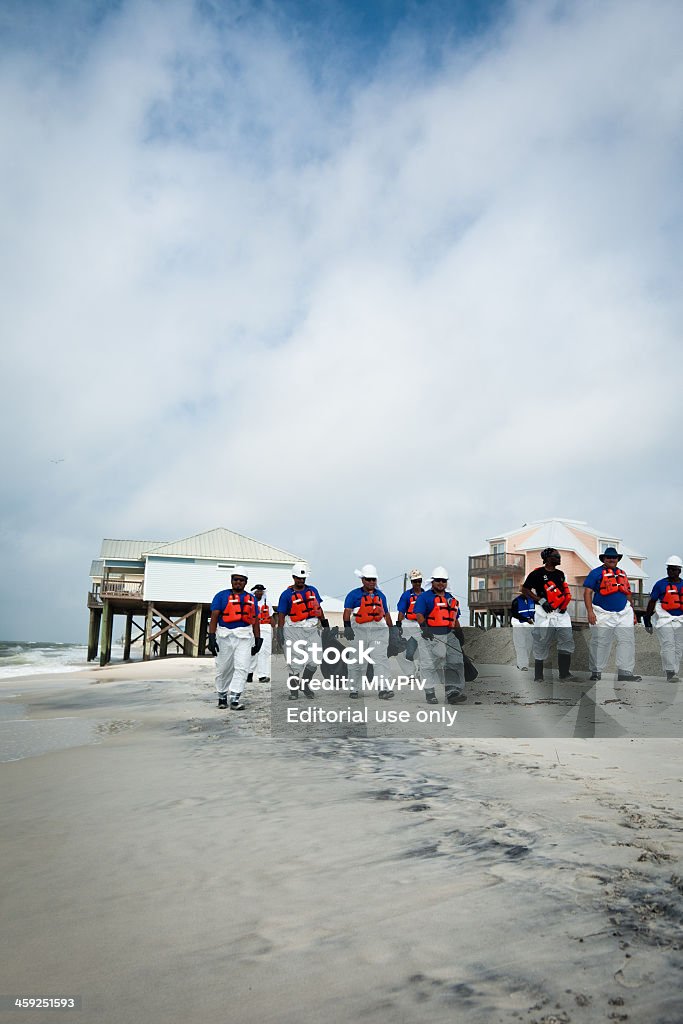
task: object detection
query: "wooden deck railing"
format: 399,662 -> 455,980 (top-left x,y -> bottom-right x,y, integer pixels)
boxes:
97,581 -> 144,599
468,553 -> 526,574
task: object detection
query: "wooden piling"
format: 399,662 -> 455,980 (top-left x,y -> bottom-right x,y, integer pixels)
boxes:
123,614 -> 133,661
99,601 -> 113,667
87,608 -> 102,662
143,604 -> 154,661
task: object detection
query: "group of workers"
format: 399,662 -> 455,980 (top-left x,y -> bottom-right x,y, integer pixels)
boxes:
207,563 -> 465,710
206,548 -> 683,710
510,546 -> 683,685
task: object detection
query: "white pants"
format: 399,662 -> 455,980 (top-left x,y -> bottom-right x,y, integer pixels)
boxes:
416,630 -> 465,697
398,619 -> 422,676
589,604 -> 635,673
655,608 -> 683,674
249,624 -> 272,678
284,620 -> 320,677
215,626 -> 253,696
532,605 -> 574,660
511,622 -> 534,668
347,622 -> 391,692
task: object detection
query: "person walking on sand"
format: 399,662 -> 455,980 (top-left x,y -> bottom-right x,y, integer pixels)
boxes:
413,568 -> 466,705
343,565 -> 401,700
510,592 -> 536,671
248,584 -> 273,682
277,563 -> 328,700
644,556 -> 683,682
583,547 -> 641,683
208,567 -> 263,710
521,548 -> 575,682
396,569 -> 425,671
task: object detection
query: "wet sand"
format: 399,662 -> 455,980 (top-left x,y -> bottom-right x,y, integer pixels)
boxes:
1,656 -> 682,1024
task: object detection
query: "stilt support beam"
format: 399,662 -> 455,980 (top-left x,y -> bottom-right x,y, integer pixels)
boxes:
99,601 -> 113,667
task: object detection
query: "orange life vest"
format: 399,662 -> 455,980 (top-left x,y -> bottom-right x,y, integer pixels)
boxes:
660,584 -> 683,613
355,592 -> 385,623
599,568 -> 631,597
258,603 -> 271,624
288,588 -> 321,623
426,595 -> 459,628
221,592 -> 256,626
406,591 -> 421,621
544,580 -> 572,612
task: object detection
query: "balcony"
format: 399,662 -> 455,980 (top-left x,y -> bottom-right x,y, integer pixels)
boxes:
89,581 -> 144,604
468,553 -> 525,575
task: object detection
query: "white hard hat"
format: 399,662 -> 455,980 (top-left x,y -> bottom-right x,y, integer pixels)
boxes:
431,566 -> 449,579
291,562 -> 309,578
231,565 -> 249,579
355,564 -> 379,578
409,568 -> 423,581
666,555 -> 683,567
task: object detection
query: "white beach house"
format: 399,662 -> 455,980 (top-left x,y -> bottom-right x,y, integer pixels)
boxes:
87,527 -> 305,665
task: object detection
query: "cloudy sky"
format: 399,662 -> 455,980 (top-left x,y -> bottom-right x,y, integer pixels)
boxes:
1,0 -> 682,641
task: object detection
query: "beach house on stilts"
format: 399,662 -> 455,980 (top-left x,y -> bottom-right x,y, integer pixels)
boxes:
87,528 -> 305,666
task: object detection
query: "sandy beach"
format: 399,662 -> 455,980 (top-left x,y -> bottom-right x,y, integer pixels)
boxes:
1,652 -> 682,1024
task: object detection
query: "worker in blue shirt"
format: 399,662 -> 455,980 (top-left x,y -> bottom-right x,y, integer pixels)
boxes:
510,593 -> 535,671
208,566 -> 263,710
645,555 -> 683,682
277,563 -> 328,700
583,547 -> 641,683
413,567 -> 466,705
396,568 -> 425,670
343,564 -> 400,699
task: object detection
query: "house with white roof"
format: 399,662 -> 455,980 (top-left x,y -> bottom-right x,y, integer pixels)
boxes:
467,518 -> 648,627
87,527 -> 306,665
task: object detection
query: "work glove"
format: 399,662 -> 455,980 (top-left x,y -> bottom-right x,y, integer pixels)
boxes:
541,601 -> 553,614
344,624 -> 355,641
207,633 -> 219,656
420,626 -> 435,641
251,637 -> 263,657
276,628 -> 285,648
320,617 -> 330,629
386,625 -> 401,657
643,615 -> 653,635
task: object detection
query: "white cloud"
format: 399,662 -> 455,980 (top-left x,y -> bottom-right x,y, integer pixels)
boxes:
1,0 -> 681,637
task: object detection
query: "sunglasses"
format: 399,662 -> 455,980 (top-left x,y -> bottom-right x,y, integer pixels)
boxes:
433,578 -> 447,583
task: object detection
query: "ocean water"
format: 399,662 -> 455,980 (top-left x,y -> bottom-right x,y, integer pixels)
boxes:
0,641 -> 137,679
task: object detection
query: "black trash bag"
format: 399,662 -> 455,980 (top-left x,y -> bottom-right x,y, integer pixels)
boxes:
463,653 -> 478,682
321,626 -> 348,688
404,637 -> 418,662
386,625 -> 405,658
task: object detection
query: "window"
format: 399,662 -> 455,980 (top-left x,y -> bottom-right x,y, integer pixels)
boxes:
598,540 -> 618,554
491,542 -> 505,555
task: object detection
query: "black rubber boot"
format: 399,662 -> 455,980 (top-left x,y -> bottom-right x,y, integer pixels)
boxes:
301,665 -> 316,698
425,688 -> 438,704
288,677 -> 300,700
534,659 -> 545,681
558,652 -> 574,680
246,673 -> 253,683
